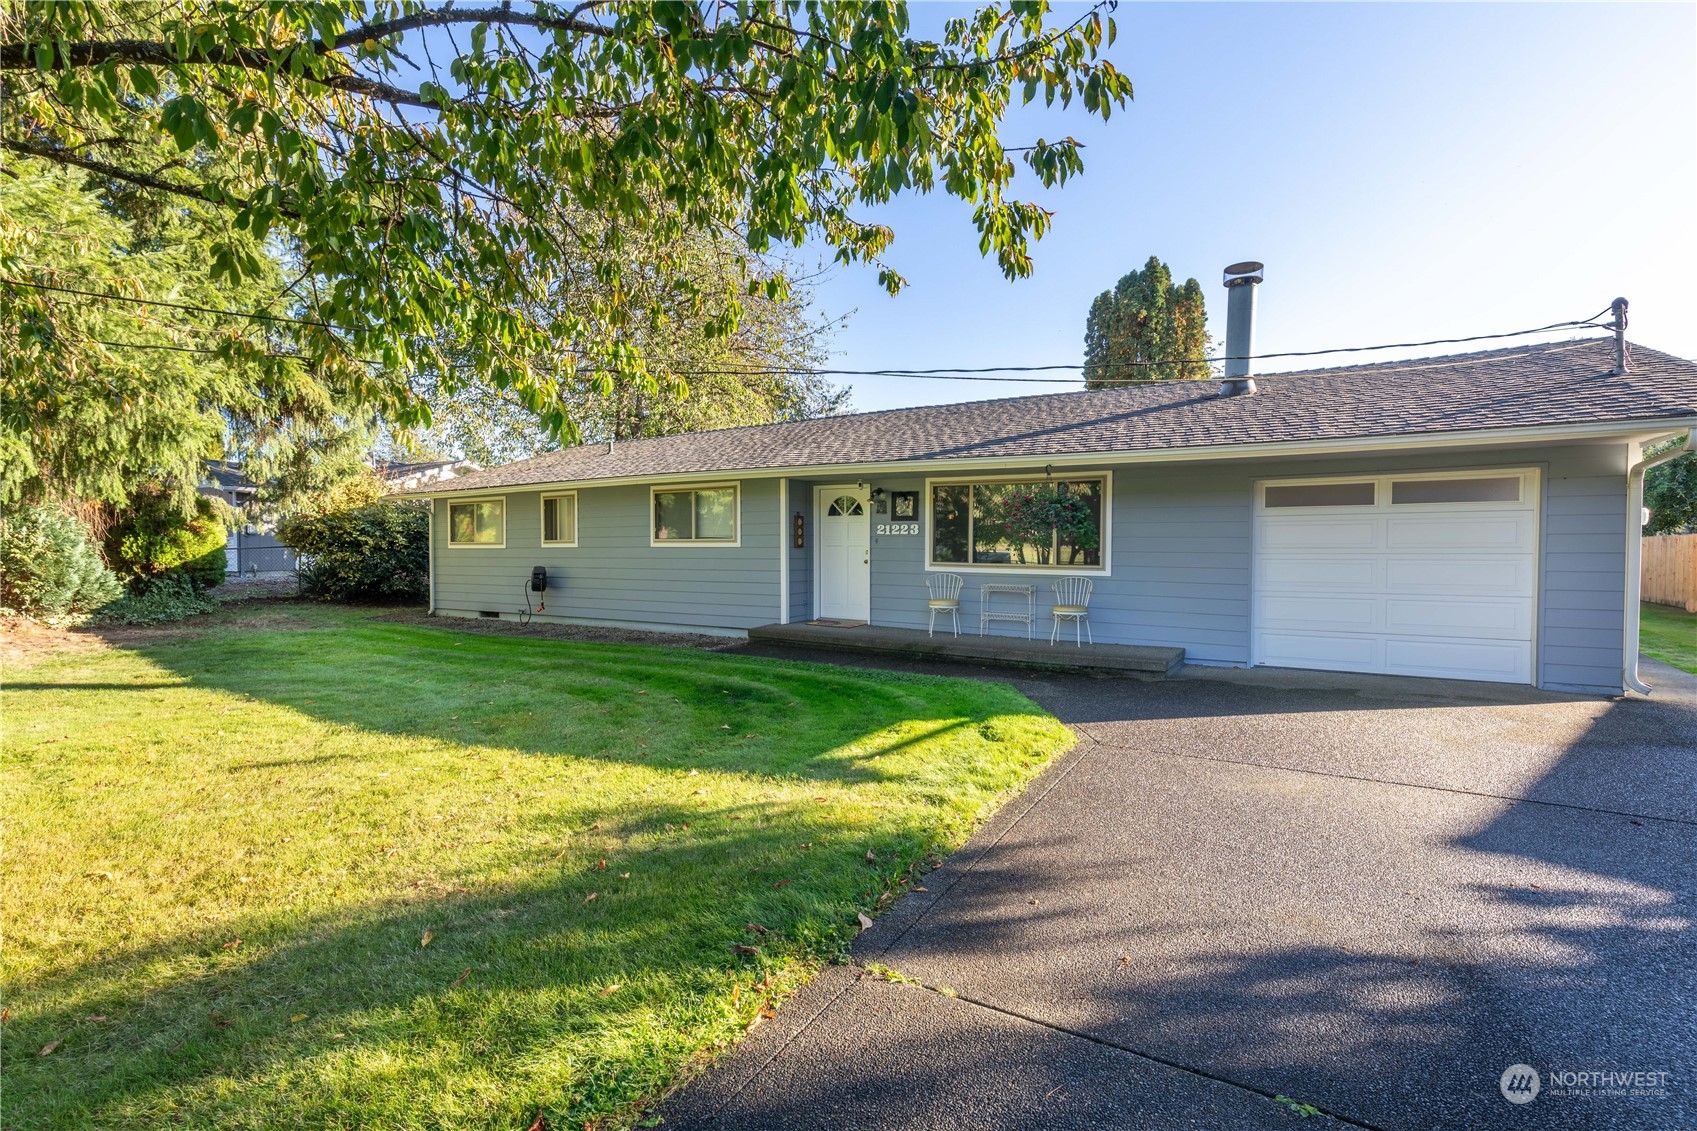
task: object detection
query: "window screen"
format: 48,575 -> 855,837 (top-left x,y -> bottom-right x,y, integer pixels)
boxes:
1391,477 -> 1520,505
1264,482 -> 1376,508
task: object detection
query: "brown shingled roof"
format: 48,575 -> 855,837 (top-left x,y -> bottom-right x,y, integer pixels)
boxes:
417,338 -> 1697,495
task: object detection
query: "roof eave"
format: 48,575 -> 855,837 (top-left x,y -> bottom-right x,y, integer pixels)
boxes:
401,415 -> 1695,499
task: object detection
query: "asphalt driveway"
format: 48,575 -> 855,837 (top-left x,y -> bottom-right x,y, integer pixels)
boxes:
663,655 -> 1697,1131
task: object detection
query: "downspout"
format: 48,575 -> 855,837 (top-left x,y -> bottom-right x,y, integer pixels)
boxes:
426,498 -> 437,616
1624,431 -> 1694,693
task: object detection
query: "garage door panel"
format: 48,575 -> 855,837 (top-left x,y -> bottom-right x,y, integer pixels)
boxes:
1383,557 -> 1533,596
1258,557 -> 1378,590
1254,470 -> 1538,685
1260,595 -> 1379,631
1257,631 -> 1381,670
1384,597 -> 1531,639
1259,517 -> 1380,551
1383,637 -> 1531,682
1386,514 -> 1534,551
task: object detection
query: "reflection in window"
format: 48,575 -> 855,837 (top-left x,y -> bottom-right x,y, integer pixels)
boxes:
654,485 -> 738,542
448,499 -> 504,545
929,480 -> 1105,569
827,495 -> 865,516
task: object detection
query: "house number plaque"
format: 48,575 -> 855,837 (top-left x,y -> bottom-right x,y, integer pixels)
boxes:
875,523 -> 919,536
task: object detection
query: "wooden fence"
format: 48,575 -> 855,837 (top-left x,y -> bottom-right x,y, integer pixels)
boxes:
1642,534 -> 1697,612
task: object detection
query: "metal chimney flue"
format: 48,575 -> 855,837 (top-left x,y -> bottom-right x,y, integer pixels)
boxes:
1610,297 -> 1629,374
1219,261 -> 1263,396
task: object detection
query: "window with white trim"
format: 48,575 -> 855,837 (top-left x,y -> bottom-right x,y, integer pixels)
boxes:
541,492 -> 577,545
930,478 -> 1106,569
652,484 -> 738,543
448,499 -> 505,546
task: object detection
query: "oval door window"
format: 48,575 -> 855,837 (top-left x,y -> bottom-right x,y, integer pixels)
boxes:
827,495 -> 865,516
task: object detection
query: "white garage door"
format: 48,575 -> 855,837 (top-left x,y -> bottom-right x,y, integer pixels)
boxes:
1253,470 -> 1539,683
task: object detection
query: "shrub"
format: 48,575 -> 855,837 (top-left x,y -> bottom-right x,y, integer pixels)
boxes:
0,503 -> 125,619
90,573 -> 216,626
277,503 -> 429,602
105,491 -> 229,590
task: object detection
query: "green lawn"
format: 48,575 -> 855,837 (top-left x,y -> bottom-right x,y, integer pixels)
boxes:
2,603 -> 1073,1130
1641,601 -> 1697,674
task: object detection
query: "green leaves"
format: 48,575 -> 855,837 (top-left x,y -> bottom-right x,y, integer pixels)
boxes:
4,0 -> 1132,444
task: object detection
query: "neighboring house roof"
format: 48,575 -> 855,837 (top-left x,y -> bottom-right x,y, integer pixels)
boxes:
413,338 -> 1697,496
376,458 -> 470,479
201,459 -> 258,495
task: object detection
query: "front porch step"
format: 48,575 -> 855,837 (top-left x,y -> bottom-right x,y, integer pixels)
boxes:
746,622 -> 1184,678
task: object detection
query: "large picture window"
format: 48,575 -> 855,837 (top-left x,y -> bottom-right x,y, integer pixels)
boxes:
447,499 -> 505,546
652,484 -> 739,544
930,478 -> 1106,570
541,492 -> 577,546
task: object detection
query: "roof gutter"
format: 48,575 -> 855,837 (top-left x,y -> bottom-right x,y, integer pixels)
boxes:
403,416 -> 1694,500
1623,430 -> 1694,695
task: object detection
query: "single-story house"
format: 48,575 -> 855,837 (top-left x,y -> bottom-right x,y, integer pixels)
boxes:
407,277 -> 1694,697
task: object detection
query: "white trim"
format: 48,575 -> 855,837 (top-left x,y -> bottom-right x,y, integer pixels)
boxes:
813,484 -> 871,621
426,498 -> 437,613
1250,466 -> 1543,684
407,419 -> 1687,500
539,490 -> 579,547
444,496 -> 507,548
648,481 -> 742,547
921,471 -> 1113,576
778,478 -> 790,625
1624,430 -> 1695,694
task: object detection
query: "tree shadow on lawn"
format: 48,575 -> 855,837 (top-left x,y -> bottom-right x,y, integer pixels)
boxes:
121,615 -> 1035,788
5,616 -> 1070,1128
10,796 -> 942,1129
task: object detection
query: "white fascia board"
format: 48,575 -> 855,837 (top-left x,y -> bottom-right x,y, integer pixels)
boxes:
405,417 -> 1695,499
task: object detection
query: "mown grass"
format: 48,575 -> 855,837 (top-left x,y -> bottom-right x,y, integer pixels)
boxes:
1640,601 -> 1697,675
2,603 -> 1073,1130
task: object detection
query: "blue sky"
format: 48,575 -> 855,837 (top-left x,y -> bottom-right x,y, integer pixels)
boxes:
806,2 -> 1697,412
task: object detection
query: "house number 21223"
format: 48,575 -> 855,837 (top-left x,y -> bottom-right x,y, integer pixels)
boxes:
876,522 -> 919,536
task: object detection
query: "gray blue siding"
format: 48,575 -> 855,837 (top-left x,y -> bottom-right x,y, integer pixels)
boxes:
428,442 -> 1631,693
432,480 -> 782,633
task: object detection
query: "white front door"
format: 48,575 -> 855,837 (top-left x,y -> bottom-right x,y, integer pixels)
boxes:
818,487 -> 871,621
1253,469 -> 1540,684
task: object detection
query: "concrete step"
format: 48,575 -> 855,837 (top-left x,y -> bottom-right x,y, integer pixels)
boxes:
747,622 -> 1184,678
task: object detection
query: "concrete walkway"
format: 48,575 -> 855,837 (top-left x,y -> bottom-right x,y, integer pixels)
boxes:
662,657 -> 1697,1130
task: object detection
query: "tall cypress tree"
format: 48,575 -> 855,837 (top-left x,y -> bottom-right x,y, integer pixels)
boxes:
1083,257 -> 1212,386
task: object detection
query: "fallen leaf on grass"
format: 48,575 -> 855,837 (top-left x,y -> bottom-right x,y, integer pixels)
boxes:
745,922 -> 769,935
221,938 -> 242,950
420,931 -> 434,948
85,1014 -> 107,1022
857,913 -> 874,933
635,690 -> 648,696
1,1007 -> 8,1023
745,1004 -> 777,1033
290,1014 -> 307,1023
770,879 -> 792,889
38,1039 -> 61,1056
526,1115 -> 546,1131
600,984 -> 621,997
619,872 -> 630,879
211,1013 -> 233,1029
865,849 -> 877,863
593,858 -> 607,872
584,892 -> 599,903
450,968 -> 471,988
731,944 -> 761,956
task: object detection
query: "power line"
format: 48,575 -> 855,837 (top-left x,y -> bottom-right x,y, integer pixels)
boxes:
2,276 -> 342,331
10,273 -> 1620,383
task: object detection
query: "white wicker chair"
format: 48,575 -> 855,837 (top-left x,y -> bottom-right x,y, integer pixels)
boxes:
926,573 -> 965,637
1050,576 -> 1093,646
